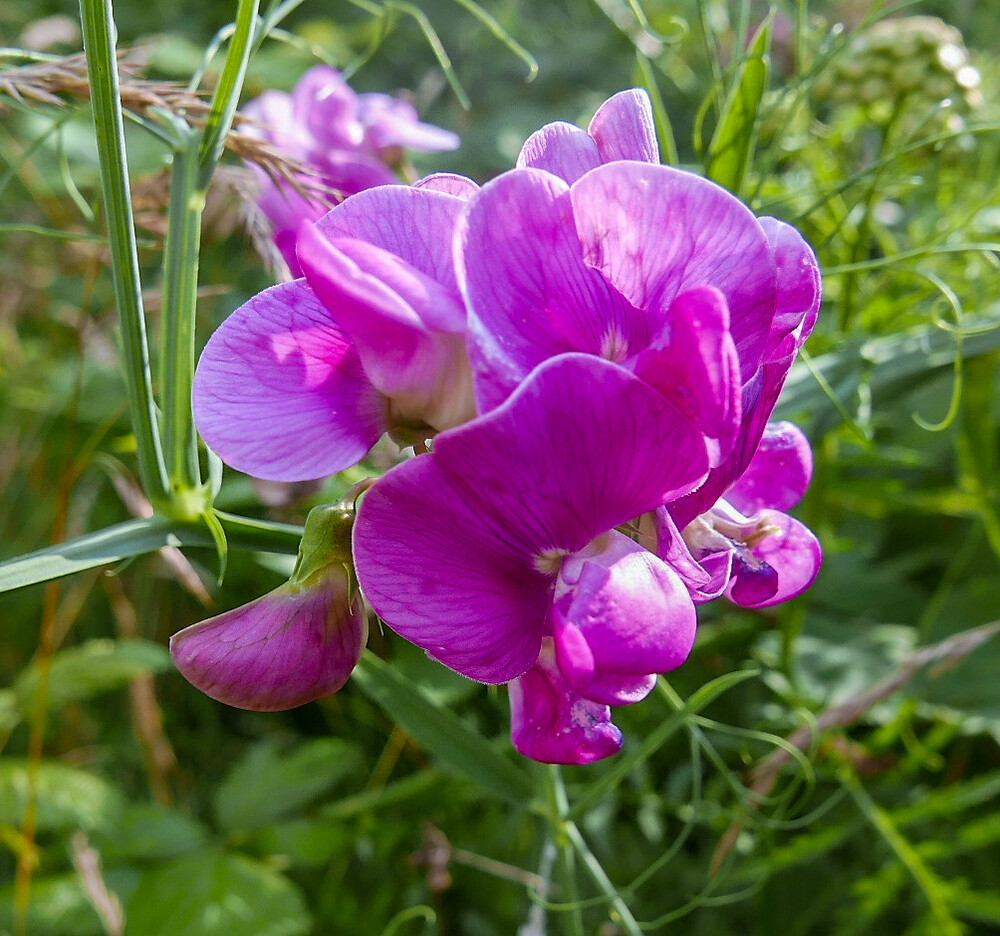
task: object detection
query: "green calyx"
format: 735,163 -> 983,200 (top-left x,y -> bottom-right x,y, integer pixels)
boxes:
289,504 -> 356,587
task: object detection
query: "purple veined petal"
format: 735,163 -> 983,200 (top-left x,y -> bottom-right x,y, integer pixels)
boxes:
315,184 -> 465,292
413,173 -> 480,199
357,93 -> 460,152
297,226 -> 475,431
291,65 -> 366,151
170,565 -> 366,711
552,532 -> 695,705
571,162 -> 775,381
639,508 -> 731,603
633,285 -> 742,466
587,88 -> 659,165
728,510 -> 822,608
509,639 -> 623,765
431,354 -> 711,556
456,168 -> 650,412
516,121 -> 602,184
193,280 -> 387,481
727,421 -> 813,515
354,454 -> 552,683
758,216 -> 822,357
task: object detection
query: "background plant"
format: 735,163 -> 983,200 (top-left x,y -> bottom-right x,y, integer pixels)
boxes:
1,0 -> 999,934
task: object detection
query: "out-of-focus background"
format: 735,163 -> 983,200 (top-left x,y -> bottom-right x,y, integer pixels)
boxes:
1,1 -> 999,933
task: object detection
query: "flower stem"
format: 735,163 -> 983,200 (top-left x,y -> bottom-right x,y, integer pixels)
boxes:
78,0 -> 168,506
159,128 -> 204,499
159,0 -> 260,514
543,765 -> 585,936
565,823 -> 644,936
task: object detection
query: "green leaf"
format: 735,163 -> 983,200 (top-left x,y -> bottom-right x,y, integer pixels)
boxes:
124,853 -> 310,936
96,802 -> 211,861
705,14 -> 770,195
0,870 -> 138,936
0,518 -> 180,593
14,639 -> 170,717
319,769 -> 444,821
352,651 -> 533,804
0,514 -> 302,595
213,739 -> 363,832
0,759 -> 125,833
250,818 -> 353,868
952,889 -> 1000,926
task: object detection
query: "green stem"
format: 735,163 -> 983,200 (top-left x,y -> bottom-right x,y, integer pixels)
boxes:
159,129 -> 204,497
198,0 -> 260,186
543,765 -> 585,936
78,0 -> 168,505
565,823 -> 643,936
158,0 -> 259,513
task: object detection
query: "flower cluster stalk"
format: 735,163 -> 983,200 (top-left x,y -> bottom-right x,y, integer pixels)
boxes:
78,0 -> 168,506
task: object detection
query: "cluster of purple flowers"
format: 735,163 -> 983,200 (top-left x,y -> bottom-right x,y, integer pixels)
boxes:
243,65 -> 459,276
172,87 -> 822,764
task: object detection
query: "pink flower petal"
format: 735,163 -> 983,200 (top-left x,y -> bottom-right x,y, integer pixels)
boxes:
587,88 -> 659,164
413,173 -> 480,199
571,162 -> 775,381
193,280 -> 386,481
297,227 -> 474,432
759,216 -> 822,357
633,285 -> 742,465
354,354 -> 710,682
517,121 -> 602,184
170,565 -> 366,711
728,510 -> 822,608
457,168 -> 649,411
552,533 -> 695,704
509,640 -> 623,764
315,184 -> 465,291
726,421 -> 813,515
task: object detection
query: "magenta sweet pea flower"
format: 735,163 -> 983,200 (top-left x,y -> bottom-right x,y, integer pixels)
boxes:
353,354 -> 711,763
193,185 -> 476,481
170,506 -> 366,710
243,65 -> 459,276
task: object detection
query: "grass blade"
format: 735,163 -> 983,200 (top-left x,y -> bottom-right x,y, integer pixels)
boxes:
352,652 -> 533,804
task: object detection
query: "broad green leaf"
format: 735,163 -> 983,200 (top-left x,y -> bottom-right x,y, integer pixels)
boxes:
250,818 -> 354,868
96,802 -> 210,861
14,638 -> 170,717
213,739 -> 363,832
124,853 -> 310,936
0,759 -> 125,833
705,15 -> 770,195
352,651 -> 533,804
0,870 -> 138,936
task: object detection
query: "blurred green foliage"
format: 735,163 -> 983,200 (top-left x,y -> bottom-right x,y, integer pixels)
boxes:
1,0 -> 1000,934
